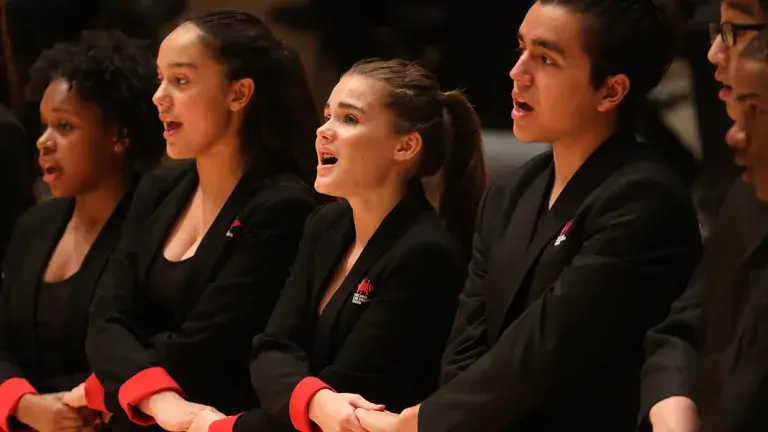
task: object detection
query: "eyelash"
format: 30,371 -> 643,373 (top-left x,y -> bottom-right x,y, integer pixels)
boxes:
42,121 -> 72,132
323,114 -> 359,125
157,76 -> 189,85
516,46 -> 555,65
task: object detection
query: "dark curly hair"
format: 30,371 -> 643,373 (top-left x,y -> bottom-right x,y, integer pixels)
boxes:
25,29 -> 165,172
179,10 -> 320,187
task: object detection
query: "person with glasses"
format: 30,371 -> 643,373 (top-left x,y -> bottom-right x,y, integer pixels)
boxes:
639,1 -> 768,431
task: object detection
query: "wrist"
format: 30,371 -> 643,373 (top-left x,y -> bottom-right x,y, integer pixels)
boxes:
308,389 -> 333,421
13,393 -> 39,423
139,390 -> 182,417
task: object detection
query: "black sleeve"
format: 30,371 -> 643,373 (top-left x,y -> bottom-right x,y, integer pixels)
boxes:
419,181 -> 702,432
439,189 -> 492,385
87,188 -> 314,398
637,266 -> 704,429
711,286 -> 768,432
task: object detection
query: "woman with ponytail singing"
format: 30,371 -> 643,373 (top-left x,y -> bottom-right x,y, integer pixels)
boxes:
189,58 -> 488,432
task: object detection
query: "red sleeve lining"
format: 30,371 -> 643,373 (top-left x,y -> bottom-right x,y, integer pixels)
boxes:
84,373 -> 109,413
118,367 -> 184,426
209,414 -> 242,432
289,377 -> 334,432
0,378 -> 37,432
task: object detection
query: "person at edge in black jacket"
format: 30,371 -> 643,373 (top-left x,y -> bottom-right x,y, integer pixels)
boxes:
0,30 -> 164,432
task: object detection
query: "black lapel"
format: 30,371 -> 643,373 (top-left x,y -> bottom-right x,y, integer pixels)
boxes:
176,169 -> 265,320
734,199 -> 768,275
61,178 -> 140,361
484,163 -> 552,340
487,132 -> 637,340
12,199 -> 73,371
309,214 -> 355,318
312,183 -> 434,365
136,171 -> 198,290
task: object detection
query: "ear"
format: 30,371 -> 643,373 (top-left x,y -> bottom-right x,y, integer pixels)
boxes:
596,74 -> 630,113
111,127 -> 129,154
393,132 -> 422,163
229,78 -> 256,112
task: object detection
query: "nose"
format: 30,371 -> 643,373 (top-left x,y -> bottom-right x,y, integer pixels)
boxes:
153,81 -> 171,109
316,121 -> 336,142
708,36 -> 727,69
36,128 -> 55,153
510,56 -> 533,90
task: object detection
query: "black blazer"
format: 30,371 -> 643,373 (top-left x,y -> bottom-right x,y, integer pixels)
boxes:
85,161 -> 317,430
419,132 -> 703,432
639,179 -> 768,431
230,185 -> 465,432
0,185 -> 135,429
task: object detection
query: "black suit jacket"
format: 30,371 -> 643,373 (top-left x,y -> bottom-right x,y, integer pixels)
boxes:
419,132 -> 702,432
0,188 -> 135,391
234,184 -> 465,432
85,161 -> 317,430
639,180 -> 768,431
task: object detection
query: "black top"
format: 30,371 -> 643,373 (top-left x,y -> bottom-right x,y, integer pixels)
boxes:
35,275 -> 78,390
0,180 -> 138,394
235,183 -> 465,431
419,131 -> 703,432
143,255 -> 193,336
86,161 -> 318,430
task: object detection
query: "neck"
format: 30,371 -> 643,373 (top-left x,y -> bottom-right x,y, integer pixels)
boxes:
71,175 -> 128,233
195,135 -> 248,212
550,115 -> 616,201
346,180 -> 408,249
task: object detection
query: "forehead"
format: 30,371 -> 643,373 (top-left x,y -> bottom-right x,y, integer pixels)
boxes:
157,24 -> 214,68
722,0 -> 763,19
41,79 -> 96,113
327,75 -> 389,108
519,2 -> 587,55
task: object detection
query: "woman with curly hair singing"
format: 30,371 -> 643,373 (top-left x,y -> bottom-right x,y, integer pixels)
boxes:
0,30 -> 165,432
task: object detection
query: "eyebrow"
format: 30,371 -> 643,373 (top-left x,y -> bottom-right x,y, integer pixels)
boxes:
161,61 -> 198,70
518,33 -> 566,58
324,101 -> 366,114
724,0 -> 756,17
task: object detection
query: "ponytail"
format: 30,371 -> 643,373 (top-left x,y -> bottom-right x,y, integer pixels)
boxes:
439,90 -> 489,260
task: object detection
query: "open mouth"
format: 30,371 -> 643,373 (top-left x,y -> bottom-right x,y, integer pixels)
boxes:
515,99 -> 534,112
319,152 -> 338,166
164,121 -> 183,133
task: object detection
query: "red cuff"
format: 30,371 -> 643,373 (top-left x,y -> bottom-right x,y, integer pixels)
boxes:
118,367 -> 184,426
289,377 -> 334,432
84,374 -> 109,413
209,414 -> 241,432
0,378 -> 37,432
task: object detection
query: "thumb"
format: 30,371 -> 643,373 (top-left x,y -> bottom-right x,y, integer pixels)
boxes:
348,395 -> 385,411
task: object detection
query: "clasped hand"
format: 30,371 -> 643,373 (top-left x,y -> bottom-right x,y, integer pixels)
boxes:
308,390 -> 419,432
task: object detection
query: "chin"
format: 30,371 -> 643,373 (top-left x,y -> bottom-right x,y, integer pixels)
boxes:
314,178 -> 341,197
513,123 -> 544,143
754,180 -> 768,202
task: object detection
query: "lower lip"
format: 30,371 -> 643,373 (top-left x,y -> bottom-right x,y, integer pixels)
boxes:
164,126 -> 181,139
511,105 -> 533,120
42,171 -> 61,183
317,164 -> 335,174
719,87 -> 733,101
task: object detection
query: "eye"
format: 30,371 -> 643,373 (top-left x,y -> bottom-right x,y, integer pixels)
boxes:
323,113 -> 331,122
540,55 -> 555,65
56,121 -> 72,132
516,45 -> 525,55
343,115 -> 358,124
175,77 -> 188,85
